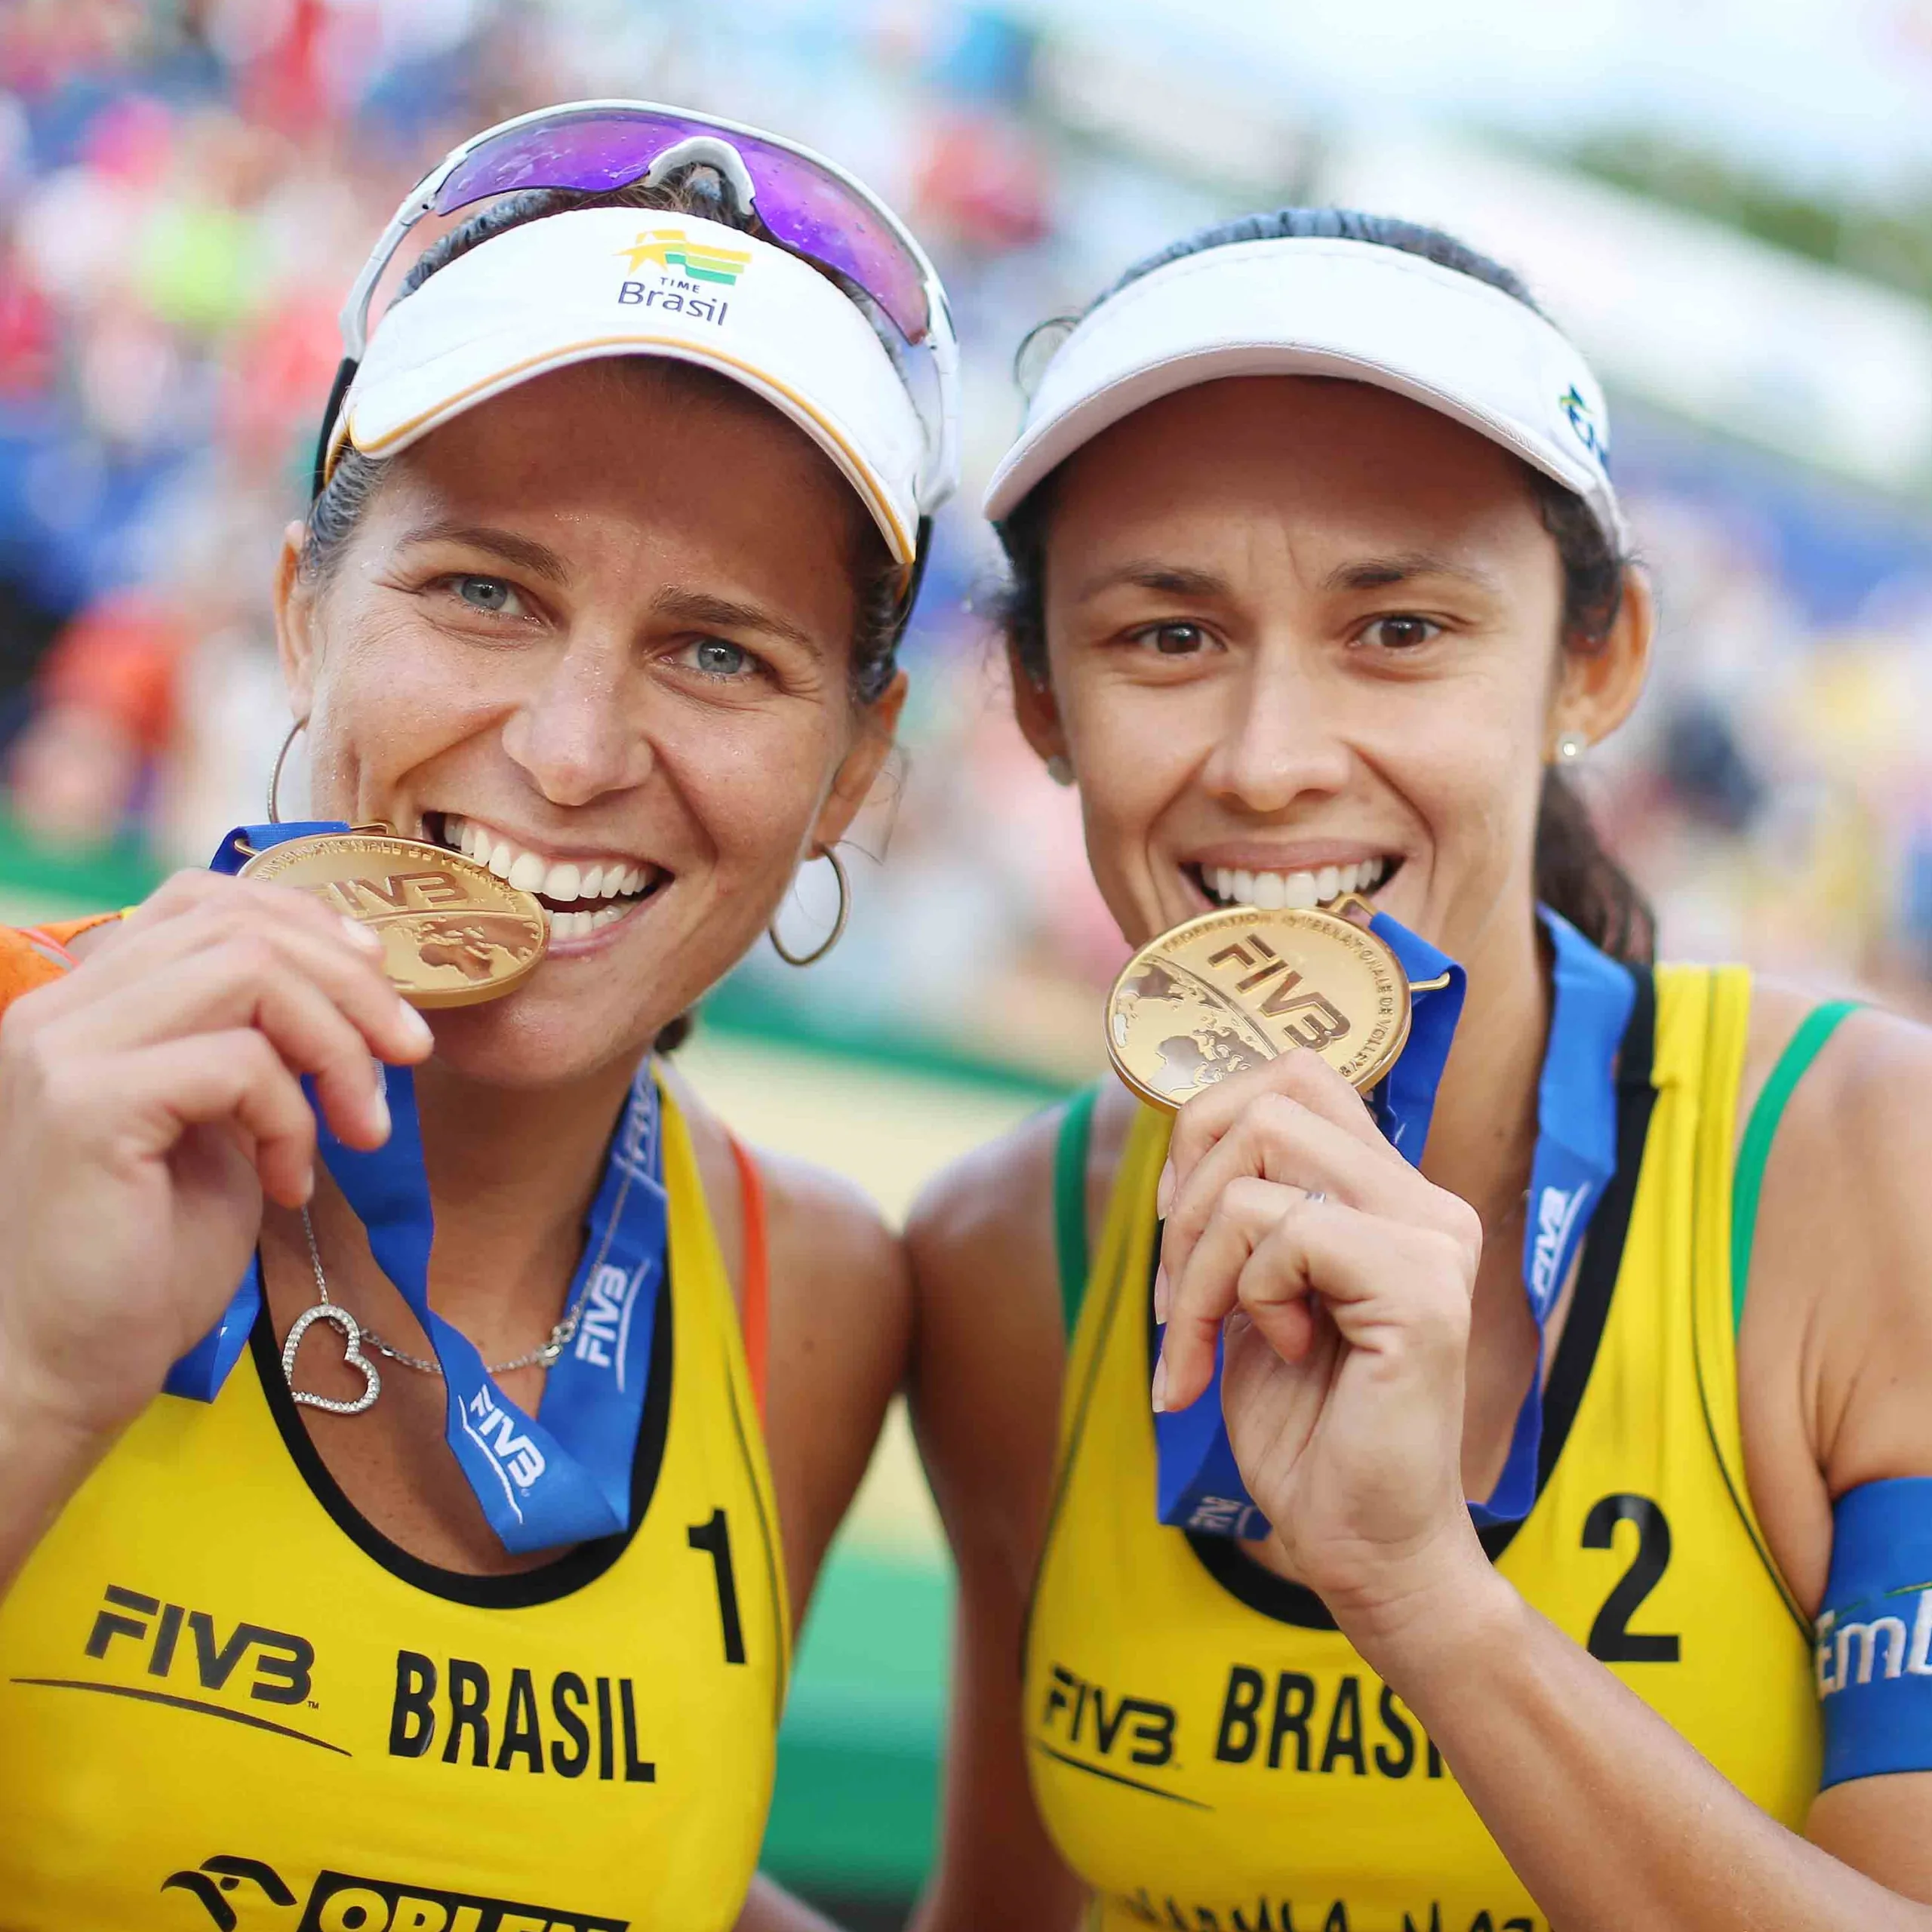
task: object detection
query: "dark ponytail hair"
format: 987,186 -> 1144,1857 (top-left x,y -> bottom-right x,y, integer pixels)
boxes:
993,206 -> 1654,964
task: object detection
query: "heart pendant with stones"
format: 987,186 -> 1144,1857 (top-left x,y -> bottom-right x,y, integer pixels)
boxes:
282,1300 -> 382,1415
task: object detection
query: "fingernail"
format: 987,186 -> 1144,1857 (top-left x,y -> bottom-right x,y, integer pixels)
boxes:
370,1087 -> 391,1143
1155,1159 -> 1175,1219
400,1003 -> 434,1050
1151,1353 -> 1169,1413
1153,1264 -> 1171,1324
340,915 -> 382,954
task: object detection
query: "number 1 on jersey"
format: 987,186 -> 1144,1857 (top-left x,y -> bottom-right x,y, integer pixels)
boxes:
688,1509 -> 747,1665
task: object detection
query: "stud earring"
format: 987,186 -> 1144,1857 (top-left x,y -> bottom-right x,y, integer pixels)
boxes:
1554,731 -> 1588,765
1044,754 -> 1075,788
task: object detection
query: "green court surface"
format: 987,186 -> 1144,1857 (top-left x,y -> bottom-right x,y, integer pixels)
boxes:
766,1546 -> 953,1899
0,818 -> 1040,1908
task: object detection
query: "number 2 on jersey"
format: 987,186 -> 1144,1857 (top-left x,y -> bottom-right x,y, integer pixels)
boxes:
688,1508 -> 748,1665
1583,1492 -> 1681,1663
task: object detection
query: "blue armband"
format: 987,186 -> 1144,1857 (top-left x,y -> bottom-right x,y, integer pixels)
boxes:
1817,1478 -> 1932,1789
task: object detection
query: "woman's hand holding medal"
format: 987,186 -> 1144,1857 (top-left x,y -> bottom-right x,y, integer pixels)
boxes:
0,868 -> 432,1453
1154,1047 -> 1492,1646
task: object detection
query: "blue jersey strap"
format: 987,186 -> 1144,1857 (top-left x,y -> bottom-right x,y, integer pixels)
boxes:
1817,1478 -> 1932,1788
1471,908 -> 1634,1527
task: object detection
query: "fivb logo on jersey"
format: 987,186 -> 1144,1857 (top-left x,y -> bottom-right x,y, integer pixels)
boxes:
1529,1182 -> 1591,1315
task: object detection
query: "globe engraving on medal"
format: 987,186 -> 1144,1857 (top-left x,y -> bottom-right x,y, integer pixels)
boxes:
240,833 -> 548,1007
1106,906 -> 1411,1110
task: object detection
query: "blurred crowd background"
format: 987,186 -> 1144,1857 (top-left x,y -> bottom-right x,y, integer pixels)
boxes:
11,0 -> 1932,1089
9,3 -> 1932,1917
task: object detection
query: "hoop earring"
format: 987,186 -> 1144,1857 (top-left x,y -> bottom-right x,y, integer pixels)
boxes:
267,716 -> 307,823
1553,731 -> 1588,765
769,846 -> 851,968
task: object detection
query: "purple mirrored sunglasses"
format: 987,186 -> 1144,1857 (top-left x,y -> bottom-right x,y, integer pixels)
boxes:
313,101 -> 953,500
429,106 -> 933,344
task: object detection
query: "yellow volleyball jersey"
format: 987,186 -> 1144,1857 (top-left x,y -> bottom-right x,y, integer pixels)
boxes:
1027,965 -> 1819,1932
0,1084 -> 789,1932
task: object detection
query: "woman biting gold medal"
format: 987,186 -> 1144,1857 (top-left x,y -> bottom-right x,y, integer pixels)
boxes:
0,99 -> 956,1932
909,208 -> 1932,1930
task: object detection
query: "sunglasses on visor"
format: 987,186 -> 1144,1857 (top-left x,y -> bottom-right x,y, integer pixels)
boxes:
312,99 -> 960,523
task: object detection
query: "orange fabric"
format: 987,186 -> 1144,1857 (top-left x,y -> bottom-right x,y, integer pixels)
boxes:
0,915 -> 118,1010
726,1134 -> 771,1420
36,592 -> 191,752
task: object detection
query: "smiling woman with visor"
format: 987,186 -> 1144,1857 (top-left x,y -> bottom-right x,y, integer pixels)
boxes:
909,209 -> 1932,1930
0,101 -> 955,1930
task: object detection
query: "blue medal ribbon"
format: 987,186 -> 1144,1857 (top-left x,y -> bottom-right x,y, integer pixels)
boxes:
1471,906 -> 1634,1526
1155,904 -> 1633,1539
165,823 -> 666,1555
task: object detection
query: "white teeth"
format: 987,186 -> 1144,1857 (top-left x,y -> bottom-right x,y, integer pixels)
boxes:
1198,856 -> 1392,909
549,900 -> 636,944
441,819 -> 654,906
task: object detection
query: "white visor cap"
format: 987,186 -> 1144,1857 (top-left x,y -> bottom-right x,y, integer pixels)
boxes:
983,236 -> 1626,552
329,207 -> 925,565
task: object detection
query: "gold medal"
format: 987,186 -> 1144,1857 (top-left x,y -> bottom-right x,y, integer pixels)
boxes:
240,832 -> 547,1008
1106,902 -> 1413,1109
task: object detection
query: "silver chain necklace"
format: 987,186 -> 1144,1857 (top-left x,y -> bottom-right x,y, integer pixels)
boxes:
281,1208 -> 582,1415
279,1091 -> 646,1416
